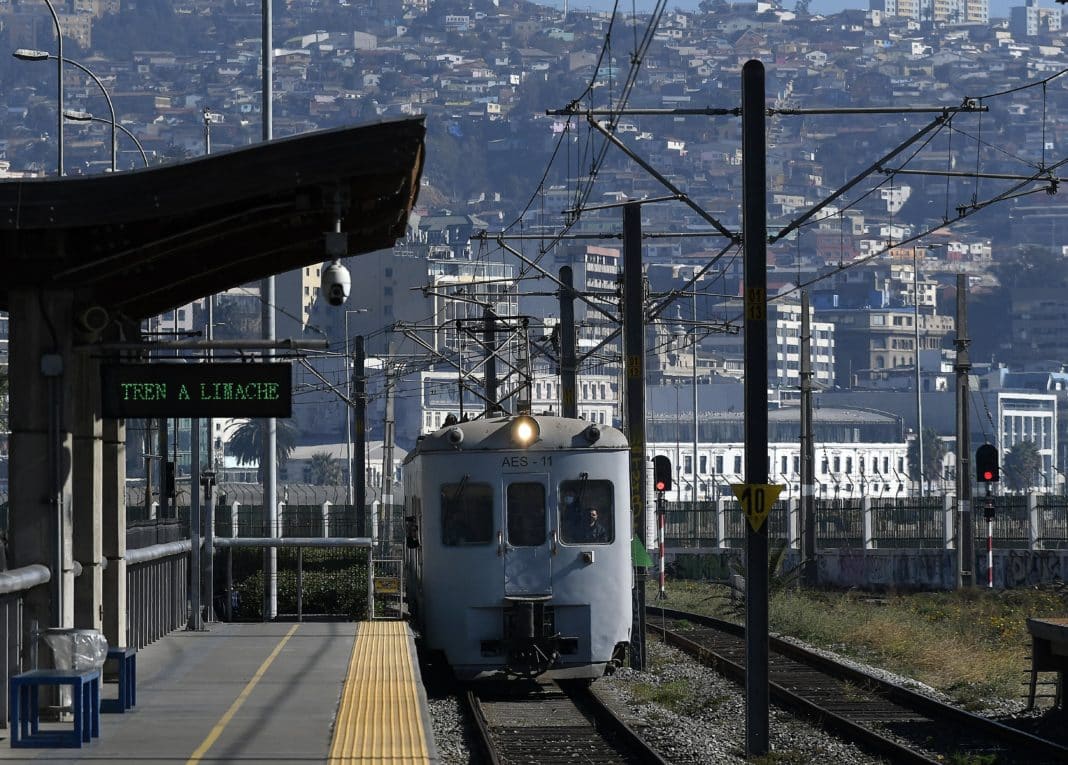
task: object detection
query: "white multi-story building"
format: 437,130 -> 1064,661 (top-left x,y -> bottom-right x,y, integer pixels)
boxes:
647,406 -> 910,503
417,369 -> 620,435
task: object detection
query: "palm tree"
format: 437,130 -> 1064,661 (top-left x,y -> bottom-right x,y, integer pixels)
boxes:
226,418 -> 298,480
1004,439 -> 1042,493
309,451 -> 343,486
907,428 -> 947,493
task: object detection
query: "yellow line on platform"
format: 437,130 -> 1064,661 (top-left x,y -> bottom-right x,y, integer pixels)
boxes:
329,621 -> 430,763
185,624 -> 300,764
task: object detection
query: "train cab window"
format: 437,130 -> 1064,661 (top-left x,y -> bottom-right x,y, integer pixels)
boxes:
558,479 -> 614,545
441,482 -> 494,545
506,483 -> 546,546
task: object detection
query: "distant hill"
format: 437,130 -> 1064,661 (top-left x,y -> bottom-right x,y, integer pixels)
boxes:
537,0 -> 1020,19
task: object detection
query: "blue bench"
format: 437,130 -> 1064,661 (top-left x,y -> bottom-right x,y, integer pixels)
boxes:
9,668 -> 101,748
102,646 -> 136,713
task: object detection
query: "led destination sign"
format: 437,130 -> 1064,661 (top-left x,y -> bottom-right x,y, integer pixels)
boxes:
101,363 -> 292,418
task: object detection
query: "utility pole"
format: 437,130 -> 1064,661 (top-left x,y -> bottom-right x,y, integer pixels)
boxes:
800,291 -> 817,587
692,291 -> 699,516
353,336 -> 366,538
158,419 -> 169,521
955,274 -> 973,587
559,266 -> 578,418
260,0 -> 277,623
517,318 -> 532,414
742,59 -> 770,758
381,356 -> 396,553
622,202 -> 647,671
189,410 -> 202,630
483,308 -> 497,415
203,298 -> 215,623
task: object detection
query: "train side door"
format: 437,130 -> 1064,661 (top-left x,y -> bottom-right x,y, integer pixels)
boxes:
502,478 -> 551,596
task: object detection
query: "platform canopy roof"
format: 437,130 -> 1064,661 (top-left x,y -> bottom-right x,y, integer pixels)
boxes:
0,117 -> 425,319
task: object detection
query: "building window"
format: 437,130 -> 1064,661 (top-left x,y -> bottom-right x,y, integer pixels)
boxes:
733,455 -> 742,474
699,455 -> 707,474
684,455 -> 693,474
715,455 -> 723,474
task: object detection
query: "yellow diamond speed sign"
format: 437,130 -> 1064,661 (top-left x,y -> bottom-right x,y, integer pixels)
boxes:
730,483 -> 785,532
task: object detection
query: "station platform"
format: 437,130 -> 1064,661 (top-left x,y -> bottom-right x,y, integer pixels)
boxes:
0,621 -> 438,764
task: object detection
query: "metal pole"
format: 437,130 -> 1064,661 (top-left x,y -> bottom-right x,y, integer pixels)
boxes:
914,248 -> 925,494
53,56 -> 114,171
345,314 -> 353,507
354,336 -> 367,538
622,202 -> 647,670
381,354 -> 396,553
657,492 -> 666,598
483,309 -> 497,415
260,0 -> 276,622
189,417 -> 202,630
203,298 -> 215,622
692,291 -> 699,516
559,266 -> 578,419
40,0 -> 64,176
801,291 -> 816,587
955,273 -> 973,587
742,59 -> 770,758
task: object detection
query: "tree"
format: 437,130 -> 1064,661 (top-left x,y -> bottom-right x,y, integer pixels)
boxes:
226,419 -> 298,481
309,451 -> 343,486
907,428 -> 947,492
1003,439 -> 1042,493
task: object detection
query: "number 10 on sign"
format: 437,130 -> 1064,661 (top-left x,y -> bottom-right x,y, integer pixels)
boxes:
731,483 -> 785,532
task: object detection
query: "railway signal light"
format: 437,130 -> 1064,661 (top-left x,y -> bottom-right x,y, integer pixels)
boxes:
653,455 -> 672,492
976,444 -> 999,483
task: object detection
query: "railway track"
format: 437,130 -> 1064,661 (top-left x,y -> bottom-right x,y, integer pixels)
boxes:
463,680 -> 669,764
647,605 -> 1068,765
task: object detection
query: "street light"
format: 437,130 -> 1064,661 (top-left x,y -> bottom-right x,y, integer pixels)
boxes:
13,2 -> 62,174
15,48 -> 114,171
63,110 -> 148,168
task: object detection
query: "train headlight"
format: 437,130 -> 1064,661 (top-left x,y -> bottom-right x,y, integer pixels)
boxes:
511,415 -> 540,447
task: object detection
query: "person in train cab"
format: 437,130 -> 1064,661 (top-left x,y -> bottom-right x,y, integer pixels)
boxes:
582,508 -> 609,543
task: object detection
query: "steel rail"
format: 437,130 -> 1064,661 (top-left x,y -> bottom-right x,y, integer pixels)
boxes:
648,606 -> 1068,764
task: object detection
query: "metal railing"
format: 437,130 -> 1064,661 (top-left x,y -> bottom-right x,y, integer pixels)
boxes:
0,565 -> 50,727
213,538 -> 373,622
662,493 -> 1068,551
126,540 -> 190,649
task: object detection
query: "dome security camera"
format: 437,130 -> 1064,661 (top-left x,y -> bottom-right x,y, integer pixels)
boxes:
321,260 -> 351,307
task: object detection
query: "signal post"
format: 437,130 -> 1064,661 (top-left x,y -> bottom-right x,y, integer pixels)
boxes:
976,444 -> 1000,588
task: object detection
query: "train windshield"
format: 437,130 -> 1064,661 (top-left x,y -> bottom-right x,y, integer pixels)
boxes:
441,482 -> 494,545
506,483 -> 546,546
559,479 -> 614,544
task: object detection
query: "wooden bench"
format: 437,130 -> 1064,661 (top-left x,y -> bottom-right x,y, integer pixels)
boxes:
102,646 -> 136,713
9,668 -> 101,748
1026,617 -> 1068,710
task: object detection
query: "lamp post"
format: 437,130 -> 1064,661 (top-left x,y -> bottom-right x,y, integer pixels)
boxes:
16,49 -> 114,171
63,110 -> 148,168
16,3 -> 64,174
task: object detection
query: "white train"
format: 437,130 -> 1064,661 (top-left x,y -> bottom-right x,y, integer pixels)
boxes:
403,414 -> 633,680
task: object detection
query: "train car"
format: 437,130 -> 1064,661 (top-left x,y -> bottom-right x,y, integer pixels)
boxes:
403,413 -> 633,681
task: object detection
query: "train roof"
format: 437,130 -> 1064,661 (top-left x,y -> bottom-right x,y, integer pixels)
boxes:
406,414 -> 628,460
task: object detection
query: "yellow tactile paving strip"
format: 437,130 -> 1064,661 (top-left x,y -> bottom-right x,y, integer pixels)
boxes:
328,621 -> 433,764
